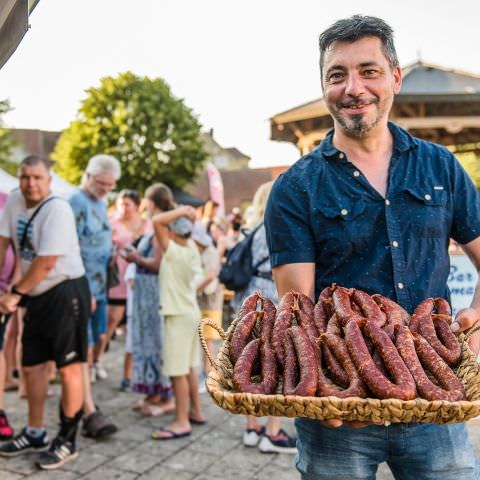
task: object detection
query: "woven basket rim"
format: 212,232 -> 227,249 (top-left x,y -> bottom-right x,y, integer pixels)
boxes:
200,316 -> 480,423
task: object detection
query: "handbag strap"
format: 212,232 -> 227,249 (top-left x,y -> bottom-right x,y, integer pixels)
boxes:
20,196 -> 58,251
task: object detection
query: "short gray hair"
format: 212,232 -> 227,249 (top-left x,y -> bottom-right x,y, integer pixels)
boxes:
319,15 -> 399,77
85,154 -> 121,180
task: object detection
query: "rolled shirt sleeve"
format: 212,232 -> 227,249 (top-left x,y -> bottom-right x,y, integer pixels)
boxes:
265,173 -> 316,267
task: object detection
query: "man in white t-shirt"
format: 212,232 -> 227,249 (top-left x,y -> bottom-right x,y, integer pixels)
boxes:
0,156 -> 90,470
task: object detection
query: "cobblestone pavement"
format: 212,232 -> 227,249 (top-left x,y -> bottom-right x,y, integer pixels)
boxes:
1,337 -> 479,479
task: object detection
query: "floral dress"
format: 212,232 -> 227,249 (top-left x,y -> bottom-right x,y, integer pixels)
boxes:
131,231 -> 172,398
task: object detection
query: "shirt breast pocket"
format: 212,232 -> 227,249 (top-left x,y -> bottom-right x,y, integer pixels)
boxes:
313,200 -> 366,257
403,187 -> 448,239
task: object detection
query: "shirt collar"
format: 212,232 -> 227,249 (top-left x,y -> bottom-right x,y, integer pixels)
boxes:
318,121 -> 418,161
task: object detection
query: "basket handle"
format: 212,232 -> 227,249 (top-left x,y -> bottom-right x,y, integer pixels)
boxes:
198,317 -> 228,366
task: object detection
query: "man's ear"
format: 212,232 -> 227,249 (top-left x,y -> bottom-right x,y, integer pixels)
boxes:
392,65 -> 402,94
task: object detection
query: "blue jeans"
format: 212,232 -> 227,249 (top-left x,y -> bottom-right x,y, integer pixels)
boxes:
88,299 -> 107,347
295,419 -> 478,480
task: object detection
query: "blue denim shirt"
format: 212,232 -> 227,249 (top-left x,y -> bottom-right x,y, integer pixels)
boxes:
265,122 -> 480,313
69,189 -> 112,300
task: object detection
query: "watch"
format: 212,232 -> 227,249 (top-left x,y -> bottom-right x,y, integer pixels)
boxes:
11,285 -> 25,297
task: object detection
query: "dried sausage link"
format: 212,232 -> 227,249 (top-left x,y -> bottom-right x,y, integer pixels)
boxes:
418,313 -> 461,366
260,297 -> 277,344
272,308 -> 294,368
230,311 -> 259,365
232,339 -> 264,394
345,320 -> 416,400
352,289 -> 386,328
413,332 -> 465,400
333,287 -> 366,327
396,326 -> 464,401
282,326 -> 318,397
237,292 -> 260,320
260,338 -> 278,394
371,294 -> 409,327
409,298 -> 434,333
319,333 -> 368,398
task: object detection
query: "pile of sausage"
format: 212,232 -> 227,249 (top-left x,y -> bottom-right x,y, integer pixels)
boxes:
230,286 -> 466,402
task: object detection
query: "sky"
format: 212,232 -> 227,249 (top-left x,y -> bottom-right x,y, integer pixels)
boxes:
1,0 -> 480,168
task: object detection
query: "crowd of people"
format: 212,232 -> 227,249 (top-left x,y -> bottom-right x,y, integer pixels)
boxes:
0,152 -> 295,471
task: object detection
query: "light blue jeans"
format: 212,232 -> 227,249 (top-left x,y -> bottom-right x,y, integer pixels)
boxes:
295,419 -> 478,480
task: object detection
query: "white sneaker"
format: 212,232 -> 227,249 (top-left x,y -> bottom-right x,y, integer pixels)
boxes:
94,363 -> 108,380
258,429 -> 297,454
243,426 -> 265,447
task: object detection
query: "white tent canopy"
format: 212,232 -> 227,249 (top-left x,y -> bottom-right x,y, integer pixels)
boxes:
0,168 -> 17,193
50,171 -> 77,198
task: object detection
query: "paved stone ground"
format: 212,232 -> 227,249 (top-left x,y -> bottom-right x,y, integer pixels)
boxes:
1,337 -> 479,479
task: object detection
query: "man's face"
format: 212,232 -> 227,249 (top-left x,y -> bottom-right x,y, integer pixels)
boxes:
19,163 -> 52,206
85,172 -> 116,200
321,36 -> 402,138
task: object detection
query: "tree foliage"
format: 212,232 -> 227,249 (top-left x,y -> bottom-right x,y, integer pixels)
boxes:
0,99 -> 17,176
456,150 -> 480,190
53,72 -> 207,191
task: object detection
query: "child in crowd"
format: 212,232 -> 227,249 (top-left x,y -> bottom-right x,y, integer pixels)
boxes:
151,204 -> 205,439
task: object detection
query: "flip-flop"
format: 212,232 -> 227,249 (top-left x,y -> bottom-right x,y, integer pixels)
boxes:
189,417 -> 207,425
141,404 -> 175,417
151,428 -> 191,440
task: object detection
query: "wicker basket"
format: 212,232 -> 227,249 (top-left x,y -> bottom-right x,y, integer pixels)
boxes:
198,317 -> 480,424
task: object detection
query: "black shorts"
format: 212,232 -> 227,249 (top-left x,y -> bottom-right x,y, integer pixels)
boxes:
0,313 -> 11,351
22,276 -> 90,368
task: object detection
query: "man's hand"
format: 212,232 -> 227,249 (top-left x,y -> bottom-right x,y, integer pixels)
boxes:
91,297 -> 97,314
0,292 -> 21,314
452,307 -> 480,357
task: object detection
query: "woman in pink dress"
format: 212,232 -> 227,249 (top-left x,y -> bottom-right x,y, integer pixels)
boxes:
94,190 -> 149,381
0,191 -> 16,439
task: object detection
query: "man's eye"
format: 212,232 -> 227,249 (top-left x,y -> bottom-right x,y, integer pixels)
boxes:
363,69 -> 378,76
328,72 -> 343,81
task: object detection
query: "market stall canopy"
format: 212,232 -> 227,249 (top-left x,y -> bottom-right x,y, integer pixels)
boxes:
0,0 -> 40,70
50,171 -> 77,199
0,168 -> 17,193
271,61 -> 480,155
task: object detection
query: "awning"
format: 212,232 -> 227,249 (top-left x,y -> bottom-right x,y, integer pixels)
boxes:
0,0 -> 40,70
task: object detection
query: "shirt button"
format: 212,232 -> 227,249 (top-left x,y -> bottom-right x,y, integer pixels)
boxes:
392,241 -> 399,248
338,153 -> 345,159
353,170 -> 360,177
385,199 -> 390,206
340,209 -> 348,216
424,194 -> 431,201
398,282 -> 404,289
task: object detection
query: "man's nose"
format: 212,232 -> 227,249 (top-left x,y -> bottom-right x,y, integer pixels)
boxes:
344,72 -> 365,97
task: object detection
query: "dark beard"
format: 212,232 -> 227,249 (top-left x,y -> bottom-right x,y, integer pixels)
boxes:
335,112 -> 381,138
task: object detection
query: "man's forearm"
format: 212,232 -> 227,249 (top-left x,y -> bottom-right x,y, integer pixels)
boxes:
15,256 -> 57,294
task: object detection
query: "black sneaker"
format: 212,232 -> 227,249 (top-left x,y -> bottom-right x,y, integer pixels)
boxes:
258,429 -> 297,454
0,427 -> 49,457
36,436 -> 77,470
81,409 -> 117,439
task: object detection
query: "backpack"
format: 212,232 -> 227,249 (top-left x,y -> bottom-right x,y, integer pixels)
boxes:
218,223 -> 271,291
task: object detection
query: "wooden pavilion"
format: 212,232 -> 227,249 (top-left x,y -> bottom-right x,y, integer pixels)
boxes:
270,61 -> 480,155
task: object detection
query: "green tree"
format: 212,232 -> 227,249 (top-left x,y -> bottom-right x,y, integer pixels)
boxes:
53,72 -> 207,191
0,99 -> 17,176
456,150 -> 480,190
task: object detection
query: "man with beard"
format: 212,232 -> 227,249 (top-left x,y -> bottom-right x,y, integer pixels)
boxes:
265,15 -> 480,479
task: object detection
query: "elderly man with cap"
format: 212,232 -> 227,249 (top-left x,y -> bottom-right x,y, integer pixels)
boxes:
192,222 -> 224,388
150,205 -> 206,440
